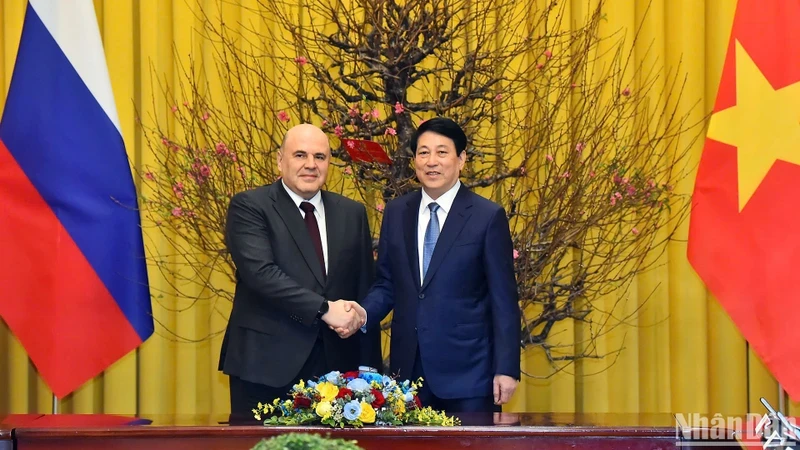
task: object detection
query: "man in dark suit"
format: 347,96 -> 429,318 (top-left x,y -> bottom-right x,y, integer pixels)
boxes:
342,118 -> 520,414
219,124 -> 381,418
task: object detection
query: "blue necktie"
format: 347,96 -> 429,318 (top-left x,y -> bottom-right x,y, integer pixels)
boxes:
422,203 -> 440,279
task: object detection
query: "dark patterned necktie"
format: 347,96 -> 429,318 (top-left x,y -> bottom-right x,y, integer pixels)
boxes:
299,201 -> 325,276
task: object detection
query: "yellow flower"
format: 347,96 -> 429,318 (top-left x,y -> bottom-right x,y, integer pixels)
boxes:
394,399 -> 406,415
315,382 -> 338,402
315,401 -> 332,419
359,402 -> 376,423
293,379 -> 305,390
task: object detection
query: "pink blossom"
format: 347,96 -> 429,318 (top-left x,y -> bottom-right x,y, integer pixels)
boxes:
371,108 -> 380,119
626,185 -> 636,196
632,227 -> 640,235
215,142 -> 230,156
144,172 -> 155,181
385,127 -> 397,136
346,140 -> 356,149
362,112 -> 371,121
172,182 -> 184,199
513,249 -> 520,259
544,50 -> 552,59
589,171 -> 596,177
322,120 -> 329,126
622,87 -> 631,96
294,56 -> 308,66
494,93 -> 503,102
536,63 -> 544,70
575,142 -> 585,153
394,102 -> 405,114
376,203 -> 385,212
519,167 -> 526,175
545,154 -> 553,162
560,172 -> 570,178
622,177 -> 629,184
334,125 -> 344,137
610,195 -> 617,206
182,101 -> 189,107
171,105 -> 178,113
344,167 -> 353,175
570,83 -> 577,89
161,137 -> 170,146
349,105 -> 360,117
171,207 -> 183,217
201,112 -> 210,121
237,166 -> 246,178
199,165 -> 211,178
647,179 -> 656,188
277,111 -> 290,122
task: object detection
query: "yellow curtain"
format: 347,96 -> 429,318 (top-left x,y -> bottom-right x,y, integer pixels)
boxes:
0,0 -> 793,418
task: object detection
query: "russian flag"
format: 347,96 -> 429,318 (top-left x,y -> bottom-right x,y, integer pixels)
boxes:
0,0 -> 153,398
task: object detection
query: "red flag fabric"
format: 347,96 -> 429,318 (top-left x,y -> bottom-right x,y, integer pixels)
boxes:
688,0 -> 800,400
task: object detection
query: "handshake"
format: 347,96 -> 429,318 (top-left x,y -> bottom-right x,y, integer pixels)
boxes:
320,300 -> 366,339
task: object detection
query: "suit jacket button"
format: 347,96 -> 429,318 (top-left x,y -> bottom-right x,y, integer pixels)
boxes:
418,294 -> 425,299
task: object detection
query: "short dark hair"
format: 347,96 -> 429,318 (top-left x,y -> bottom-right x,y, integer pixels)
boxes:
410,117 -> 467,155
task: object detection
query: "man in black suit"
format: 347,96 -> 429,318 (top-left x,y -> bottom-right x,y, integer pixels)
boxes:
218,124 -> 381,418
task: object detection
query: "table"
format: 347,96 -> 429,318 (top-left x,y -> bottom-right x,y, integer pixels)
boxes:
0,412 -> 746,449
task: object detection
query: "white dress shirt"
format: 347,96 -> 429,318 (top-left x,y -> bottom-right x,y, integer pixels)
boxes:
418,180 -> 461,282
281,181 -> 328,274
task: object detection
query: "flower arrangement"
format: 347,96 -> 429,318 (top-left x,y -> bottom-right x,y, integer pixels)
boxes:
253,370 -> 460,428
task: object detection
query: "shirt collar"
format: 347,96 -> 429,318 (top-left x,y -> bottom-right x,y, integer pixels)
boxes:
421,180 -> 461,214
281,179 -> 323,211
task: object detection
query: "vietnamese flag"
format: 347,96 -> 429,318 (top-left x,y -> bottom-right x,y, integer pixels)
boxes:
687,0 -> 800,400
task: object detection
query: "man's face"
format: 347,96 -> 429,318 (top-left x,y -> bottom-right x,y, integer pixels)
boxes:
277,126 -> 330,199
414,131 -> 466,199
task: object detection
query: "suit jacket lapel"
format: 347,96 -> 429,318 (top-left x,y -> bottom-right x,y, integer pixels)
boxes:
322,191 -> 342,287
421,185 -> 472,290
403,192 -> 422,290
270,181 -> 326,286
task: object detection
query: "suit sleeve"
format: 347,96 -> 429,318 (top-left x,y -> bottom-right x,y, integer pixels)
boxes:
355,205 -> 384,369
360,205 -> 396,329
225,192 -> 324,327
483,207 -> 521,379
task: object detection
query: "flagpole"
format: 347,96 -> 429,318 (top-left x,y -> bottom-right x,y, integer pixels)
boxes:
52,394 -> 59,414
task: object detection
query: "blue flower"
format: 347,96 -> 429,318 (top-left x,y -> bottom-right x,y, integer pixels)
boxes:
323,371 -> 341,383
404,392 -> 414,403
307,380 -> 317,388
381,375 -> 393,386
360,372 -> 383,384
343,400 -> 361,421
347,378 -> 371,392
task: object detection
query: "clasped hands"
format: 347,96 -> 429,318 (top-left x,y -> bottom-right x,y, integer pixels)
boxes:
320,300 -> 365,338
